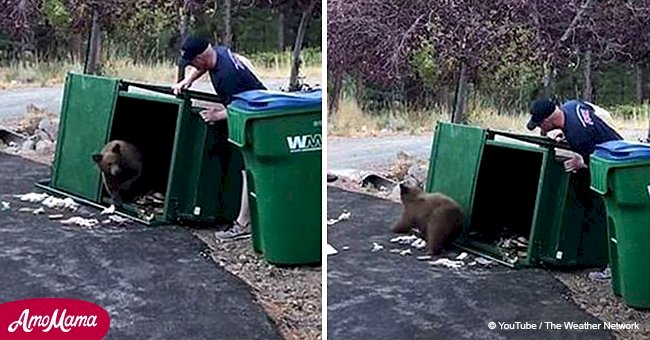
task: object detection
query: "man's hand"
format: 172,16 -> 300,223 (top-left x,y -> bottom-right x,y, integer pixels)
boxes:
564,154 -> 587,172
546,129 -> 566,142
199,106 -> 227,123
172,79 -> 191,95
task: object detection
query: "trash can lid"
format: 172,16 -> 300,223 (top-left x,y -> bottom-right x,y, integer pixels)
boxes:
593,140 -> 650,161
230,89 -> 322,112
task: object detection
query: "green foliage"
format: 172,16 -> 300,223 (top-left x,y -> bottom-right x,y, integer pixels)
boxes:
42,0 -> 71,28
410,42 -> 439,88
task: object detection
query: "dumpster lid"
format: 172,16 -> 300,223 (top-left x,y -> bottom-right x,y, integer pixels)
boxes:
593,140 -> 650,161
230,89 -> 321,112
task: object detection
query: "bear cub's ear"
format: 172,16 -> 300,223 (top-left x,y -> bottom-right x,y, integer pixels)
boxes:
91,154 -> 103,164
111,143 -> 121,154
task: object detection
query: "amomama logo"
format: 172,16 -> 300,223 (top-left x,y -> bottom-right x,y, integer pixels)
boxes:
286,134 -> 322,153
0,298 -> 110,339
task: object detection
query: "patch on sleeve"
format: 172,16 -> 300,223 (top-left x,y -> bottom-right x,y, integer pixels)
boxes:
576,105 -> 594,127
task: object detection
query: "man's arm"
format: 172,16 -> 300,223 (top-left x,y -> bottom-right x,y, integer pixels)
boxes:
172,66 -> 207,94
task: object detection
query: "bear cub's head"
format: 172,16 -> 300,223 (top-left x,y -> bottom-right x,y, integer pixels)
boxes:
92,143 -> 124,177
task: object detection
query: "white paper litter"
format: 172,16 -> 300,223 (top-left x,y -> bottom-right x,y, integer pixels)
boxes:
342,246 -> 350,250
32,207 -> 45,215
455,252 -> 468,260
108,215 -> 129,224
399,249 -> 412,256
42,197 -> 79,211
18,207 -> 33,212
14,192 -> 49,203
48,214 -> 64,220
60,217 -> 99,227
101,205 -> 115,215
417,255 -> 432,261
326,243 -> 338,256
430,258 -> 464,269
390,235 -> 419,244
327,211 -> 351,226
475,257 -> 493,266
389,249 -> 402,253
371,242 -> 384,252
1,201 -> 10,211
410,239 -> 426,249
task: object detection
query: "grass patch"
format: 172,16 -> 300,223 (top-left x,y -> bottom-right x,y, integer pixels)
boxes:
0,50 -> 321,89
329,97 -> 649,137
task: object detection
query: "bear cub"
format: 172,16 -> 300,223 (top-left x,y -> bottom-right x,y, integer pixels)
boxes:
92,140 -> 144,207
392,183 -> 463,255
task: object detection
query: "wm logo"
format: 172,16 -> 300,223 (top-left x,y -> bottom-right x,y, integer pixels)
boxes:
286,134 -> 322,153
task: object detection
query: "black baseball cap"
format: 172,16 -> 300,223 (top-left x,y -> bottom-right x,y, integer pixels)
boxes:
526,99 -> 557,130
179,37 -> 210,67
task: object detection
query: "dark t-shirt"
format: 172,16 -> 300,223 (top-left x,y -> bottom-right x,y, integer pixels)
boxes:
208,46 -> 266,104
561,100 -> 623,160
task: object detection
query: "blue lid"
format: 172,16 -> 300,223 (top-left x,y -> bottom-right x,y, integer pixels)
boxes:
230,89 -> 322,112
593,140 -> 650,161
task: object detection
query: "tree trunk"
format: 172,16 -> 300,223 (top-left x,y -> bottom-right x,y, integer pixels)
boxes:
328,72 -> 343,116
289,0 -> 317,91
583,48 -> 593,101
436,86 -> 449,114
85,8 -> 101,75
452,62 -> 468,124
278,11 -> 285,51
636,63 -> 644,104
223,0 -> 232,47
70,33 -> 82,61
542,60 -> 553,98
177,4 -> 190,82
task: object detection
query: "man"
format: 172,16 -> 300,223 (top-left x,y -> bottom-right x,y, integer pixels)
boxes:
526,98 -> 623,172
172,36 -> 265,240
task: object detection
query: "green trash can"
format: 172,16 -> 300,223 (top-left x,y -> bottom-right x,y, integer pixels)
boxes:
227,90 -> 322,265
426,122 -> 608,268
38,72 -> 242,225
590,141 -> 650,309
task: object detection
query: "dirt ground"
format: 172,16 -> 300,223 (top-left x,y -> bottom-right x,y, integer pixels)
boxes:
1,113 -> 322,340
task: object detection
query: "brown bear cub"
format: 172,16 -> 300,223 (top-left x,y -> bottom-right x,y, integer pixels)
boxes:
392,183 -> 464,255
92,140 -> 144,207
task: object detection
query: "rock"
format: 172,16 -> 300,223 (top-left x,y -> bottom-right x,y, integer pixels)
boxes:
406,164 -> 429,185
21,139 -> 35,151
35,140 -> 54,152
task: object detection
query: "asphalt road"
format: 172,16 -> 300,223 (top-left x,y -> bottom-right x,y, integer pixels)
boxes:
327,186 -> 614,340
0,78 -> 293,120
0,152 -> 281,339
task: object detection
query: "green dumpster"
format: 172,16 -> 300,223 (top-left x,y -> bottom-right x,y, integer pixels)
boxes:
227,90 -> 322,265
590,141 -> 650,309
426,122 -> 608,268
39,72 -> 242,225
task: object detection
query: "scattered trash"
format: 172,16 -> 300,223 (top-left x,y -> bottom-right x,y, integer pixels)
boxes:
389,249 -> 402,253
589,267 -> 612,281
48,214 -> 64,220
42,197 -> 78,211
371,242 -> 384,252
416,255 -> 432,261
1,201 -> 9,211
100,205 -> 115,215
475,257 -> 494,266
327,211 -> 351,226
326,243 -> 338,256
468,261 -> 477,266
342,246 -> 350,251
15,192 -> 49,203
455,252 -> 468,260
60,217 -> 99,227
430,258 -> 464,269
390,235 -> 419,244
102,219 -> 111,224
108,215 -> 129,225
410,239 -> 426,249
32,207 -> 44,215
18,207 -> 33,213
399,249 -> 412,256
